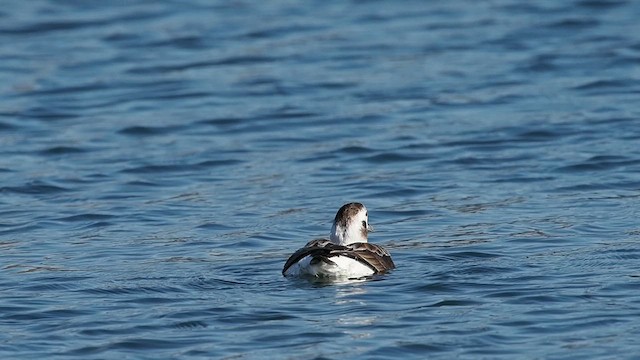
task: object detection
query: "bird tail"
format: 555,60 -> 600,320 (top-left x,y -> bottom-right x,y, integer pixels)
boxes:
310,254 -> 336,266
308,254 -> 339,277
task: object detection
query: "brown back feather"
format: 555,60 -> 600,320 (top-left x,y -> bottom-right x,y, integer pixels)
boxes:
282,239 -> 395,275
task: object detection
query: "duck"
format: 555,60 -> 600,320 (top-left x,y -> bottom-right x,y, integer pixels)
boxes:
282,202 -> 395,279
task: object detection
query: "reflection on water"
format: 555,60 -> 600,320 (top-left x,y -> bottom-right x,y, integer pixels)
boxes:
335,285 -> 375,340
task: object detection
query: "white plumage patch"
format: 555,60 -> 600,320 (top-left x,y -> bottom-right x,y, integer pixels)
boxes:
283,255 -> 375,279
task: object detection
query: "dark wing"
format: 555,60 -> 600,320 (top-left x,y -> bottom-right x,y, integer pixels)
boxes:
342,242 -> 395,273
282,239 -> 348,275
283,239 -> 395,275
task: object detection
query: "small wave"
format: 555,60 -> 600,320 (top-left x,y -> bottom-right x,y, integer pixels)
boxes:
37,146 -> 87,155
196,222 -> 234,230
57,214 -> 116,222
577,0 -> 626,9
78,285 -> 186,296
121,159 -> 242,174
337,145 -> 374,154
172,320 -> 208,329
363,152 -> 421,163
0,121 -> 17,130
117,125 -> 186,136
0,182 -> 70,195
0,19 -> 109,35
126,55 -> 277,74
546,18 -> 600,30
555,156 -> 640,172
573,79 -> 632,91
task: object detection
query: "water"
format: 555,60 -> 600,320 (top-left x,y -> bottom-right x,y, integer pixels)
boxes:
1,0 -> 640,358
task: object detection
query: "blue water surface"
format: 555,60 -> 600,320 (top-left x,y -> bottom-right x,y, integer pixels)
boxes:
1,0 -> 640,358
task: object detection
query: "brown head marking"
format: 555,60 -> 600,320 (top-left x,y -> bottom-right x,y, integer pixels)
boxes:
334,202 -> 364,228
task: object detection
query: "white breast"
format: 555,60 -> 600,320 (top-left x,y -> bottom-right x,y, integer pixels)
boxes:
283,255 -> 375,279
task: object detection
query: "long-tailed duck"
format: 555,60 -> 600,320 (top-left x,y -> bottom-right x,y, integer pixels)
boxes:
282,203 -> 395,279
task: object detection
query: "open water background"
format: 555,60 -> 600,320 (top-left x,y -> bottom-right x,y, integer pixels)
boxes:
1,0 -> 640,358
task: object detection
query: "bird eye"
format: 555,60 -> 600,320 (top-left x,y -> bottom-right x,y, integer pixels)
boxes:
362,220 -> 367,228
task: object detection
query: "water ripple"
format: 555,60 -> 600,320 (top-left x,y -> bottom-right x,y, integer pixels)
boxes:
0,182 -> 70,195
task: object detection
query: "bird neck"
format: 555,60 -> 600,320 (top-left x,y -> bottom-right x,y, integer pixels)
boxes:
330,223 -> 367,245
